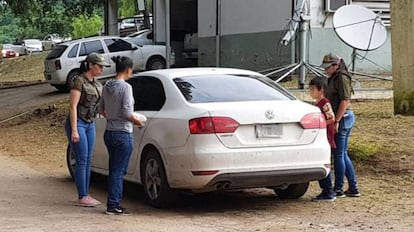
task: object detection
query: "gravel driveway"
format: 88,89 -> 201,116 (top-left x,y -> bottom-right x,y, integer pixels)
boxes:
0,153 -> 412,232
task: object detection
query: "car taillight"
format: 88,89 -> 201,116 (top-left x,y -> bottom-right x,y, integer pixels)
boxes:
300,112 -> 326,129
55,60 -> 62,70
189,117 -> 239,134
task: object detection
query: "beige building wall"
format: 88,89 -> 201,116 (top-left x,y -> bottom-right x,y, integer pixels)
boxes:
391,0 -> 414,115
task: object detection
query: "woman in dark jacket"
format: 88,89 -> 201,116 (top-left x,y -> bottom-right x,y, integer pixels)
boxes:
321,53 -> 360,198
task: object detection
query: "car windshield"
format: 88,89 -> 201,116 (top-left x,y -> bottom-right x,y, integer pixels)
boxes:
174,74 -> 294,103
46,45 -> 68,59
25,40 -> 40,45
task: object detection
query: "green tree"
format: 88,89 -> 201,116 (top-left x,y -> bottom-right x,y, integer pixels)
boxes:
0,6 -> 20,44
71,13 -> 103,39
120,0 -> 136,18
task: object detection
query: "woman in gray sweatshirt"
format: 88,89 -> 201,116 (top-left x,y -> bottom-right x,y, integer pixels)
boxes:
98,56 -> 142,215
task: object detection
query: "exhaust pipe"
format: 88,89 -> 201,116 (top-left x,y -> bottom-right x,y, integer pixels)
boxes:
223,182 -> 230,189
215,183 -> 223,190
215,181 -> 231,190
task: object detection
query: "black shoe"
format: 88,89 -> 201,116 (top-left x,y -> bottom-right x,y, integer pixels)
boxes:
345,189 -> 361,197
105,206 -> 131,215
335,189 -> 346,198
312,190 -> 336,202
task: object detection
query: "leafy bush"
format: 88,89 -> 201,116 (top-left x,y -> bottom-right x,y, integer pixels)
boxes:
71,13 -> 103,39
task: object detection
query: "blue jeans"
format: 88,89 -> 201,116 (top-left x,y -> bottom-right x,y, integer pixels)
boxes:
334,110 -> 358,191
65,118 -> 96,199
318,149 -> 334,193
104,130 -> 133,208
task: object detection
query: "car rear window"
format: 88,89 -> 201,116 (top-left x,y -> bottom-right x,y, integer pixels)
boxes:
46,45 -> 68,59
174,74 -> 294,103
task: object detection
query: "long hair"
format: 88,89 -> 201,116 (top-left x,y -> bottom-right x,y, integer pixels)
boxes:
111,56 -> 133,73
79,60 -> 91,73
338,58 -> 349,73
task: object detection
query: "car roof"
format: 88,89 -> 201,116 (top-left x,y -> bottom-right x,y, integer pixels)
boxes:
136,67 -> 263,80
60,35 -> 122,46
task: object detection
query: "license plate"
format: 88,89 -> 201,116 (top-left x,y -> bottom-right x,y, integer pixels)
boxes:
255,124 -> 283,138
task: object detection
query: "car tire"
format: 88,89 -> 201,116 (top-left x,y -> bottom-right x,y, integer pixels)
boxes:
66,144 -> 76,181
53,84 -> 68,92
142,149 -> 176,208
146,57 -> 166,70
273,182 -> 309,199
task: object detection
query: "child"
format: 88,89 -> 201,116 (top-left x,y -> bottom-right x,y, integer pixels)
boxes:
309,76 -> 337,201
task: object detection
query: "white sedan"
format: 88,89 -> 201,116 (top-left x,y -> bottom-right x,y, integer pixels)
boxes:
67,68 -> 331,208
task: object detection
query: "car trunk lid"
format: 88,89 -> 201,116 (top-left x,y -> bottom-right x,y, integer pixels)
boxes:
191,100 -> 324,148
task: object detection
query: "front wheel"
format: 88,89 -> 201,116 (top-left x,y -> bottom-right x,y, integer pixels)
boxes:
142,149 -> 176,208
273,182 -> 309,199
66,144 -> 76,180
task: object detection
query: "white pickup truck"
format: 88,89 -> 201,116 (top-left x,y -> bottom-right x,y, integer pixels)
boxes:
44,35 -> 174,91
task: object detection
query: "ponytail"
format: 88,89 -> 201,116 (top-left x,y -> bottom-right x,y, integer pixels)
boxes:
80,60 -> 90,73
111,56 -> 133,73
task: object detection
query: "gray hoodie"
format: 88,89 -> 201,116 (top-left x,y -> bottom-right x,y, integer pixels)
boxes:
99,79 -> 134,133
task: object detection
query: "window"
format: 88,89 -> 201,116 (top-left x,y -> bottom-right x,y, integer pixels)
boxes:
104,39 -> 132,53
350,0 -> 390,26
79,40 -> 104,56
325,0 -> 349,12
174,74 -> 294,103
128,76 -> 166,111
45,45 -> 67,60
67,44 -> 79,58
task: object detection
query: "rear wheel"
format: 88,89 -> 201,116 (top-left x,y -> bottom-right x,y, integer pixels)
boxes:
142,149 -> 176,208
273,182 -> 309,199
66,144 -> 76,180
52,84 -> 68,92
146,57 -> 166,70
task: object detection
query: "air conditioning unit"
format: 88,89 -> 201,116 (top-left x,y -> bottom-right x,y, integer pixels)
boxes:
325,0 -> 349,12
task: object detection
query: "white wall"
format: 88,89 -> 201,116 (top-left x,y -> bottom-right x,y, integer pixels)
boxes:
198,0 -> 292,37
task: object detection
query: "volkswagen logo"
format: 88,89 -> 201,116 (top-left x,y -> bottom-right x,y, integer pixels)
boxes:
265,110 -> 275,120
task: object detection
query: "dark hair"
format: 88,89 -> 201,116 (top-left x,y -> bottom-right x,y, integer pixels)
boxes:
338,58 -> 349,73
79,60 -> 91,73
111,56 -> 133,73
309,76 -> 327,91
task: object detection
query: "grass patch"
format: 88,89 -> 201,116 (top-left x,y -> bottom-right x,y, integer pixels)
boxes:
0,52 -> 48,83
349,140 -> 379,161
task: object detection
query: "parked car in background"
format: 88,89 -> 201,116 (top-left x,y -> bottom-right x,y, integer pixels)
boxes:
41,34 -> 63,51
124,29 -> 153,46
44,35 -> 175,91
100,14 -> 152,37
23,39 -> 43,53
1,44 -> 18,58
66,67 -> 331,208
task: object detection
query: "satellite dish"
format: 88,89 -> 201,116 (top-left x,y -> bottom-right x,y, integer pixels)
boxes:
333,5 -> 387,51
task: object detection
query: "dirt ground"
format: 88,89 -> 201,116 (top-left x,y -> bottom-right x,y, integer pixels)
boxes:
0,99 -> 413,232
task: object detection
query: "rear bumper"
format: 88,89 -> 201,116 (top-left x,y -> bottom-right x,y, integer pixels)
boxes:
44,71 -> 66,85
163,135 -> 331,191
195,168 -> 327,192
